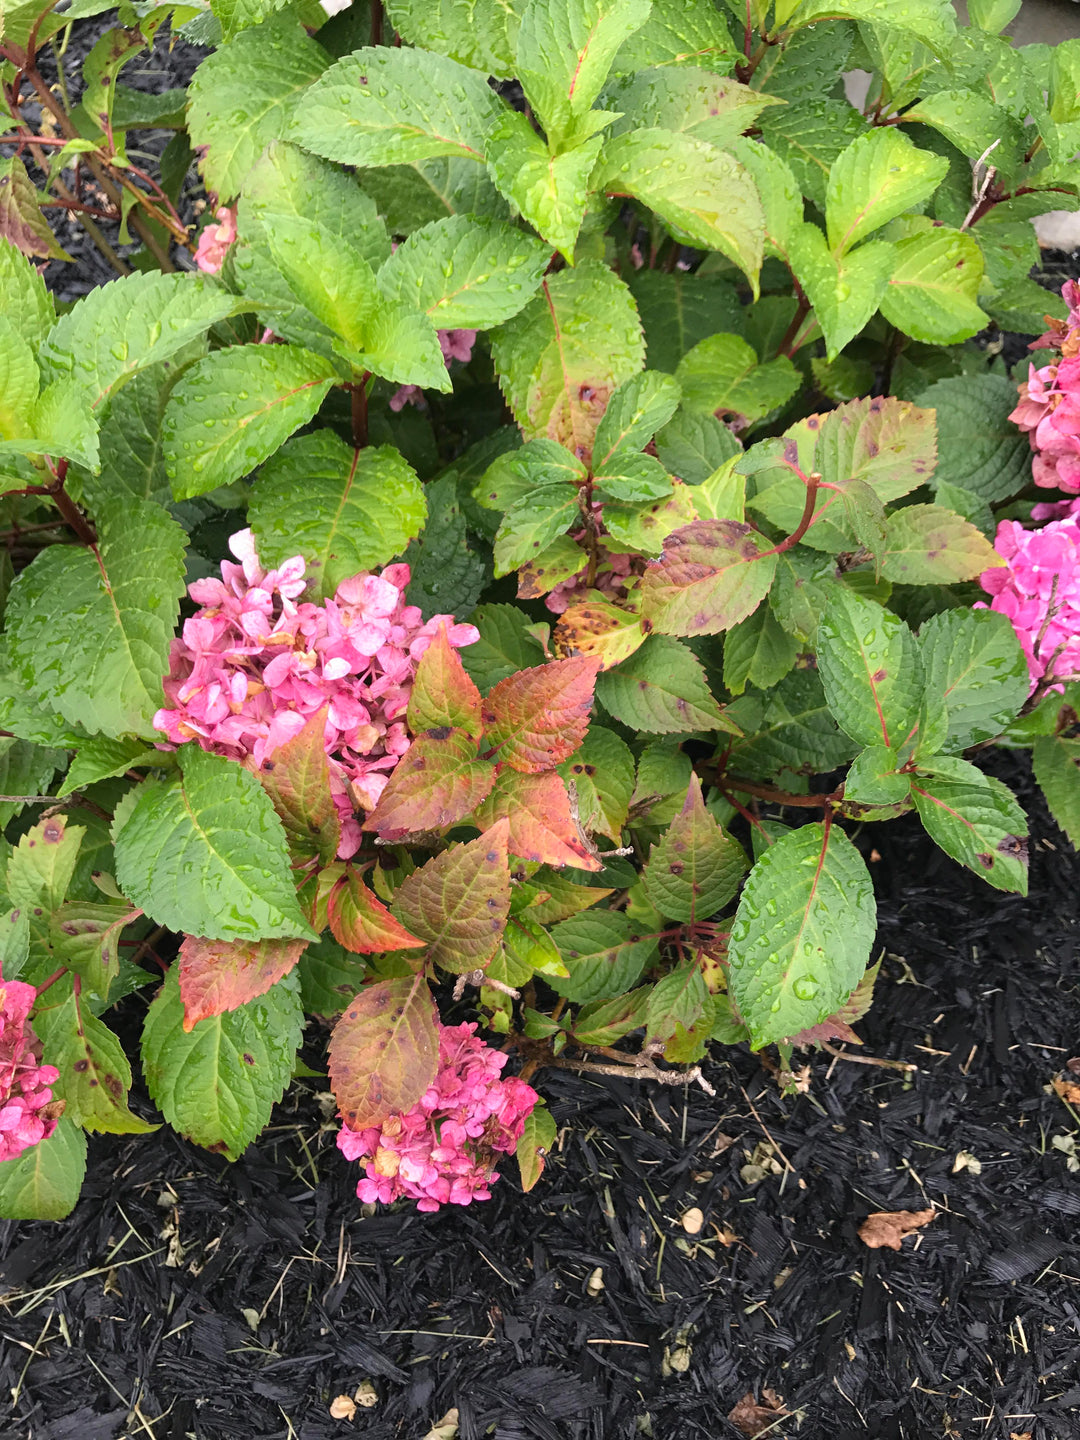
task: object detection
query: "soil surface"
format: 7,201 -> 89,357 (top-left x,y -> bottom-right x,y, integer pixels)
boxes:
2,755 -> 1079,1440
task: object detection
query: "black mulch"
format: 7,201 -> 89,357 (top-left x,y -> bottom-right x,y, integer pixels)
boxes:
2,754 -> 1079,1440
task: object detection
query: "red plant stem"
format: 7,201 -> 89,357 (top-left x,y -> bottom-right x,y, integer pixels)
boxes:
34,967 -> 67,999
371,0 -> 384,44
756,470 -> 822,559
350,376 -> 370,448
776,291 -> 811,358
724,775 -> 841,810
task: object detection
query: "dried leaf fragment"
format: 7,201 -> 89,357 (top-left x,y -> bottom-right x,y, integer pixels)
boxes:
728,1387 -> 788,1438
1051,1073 -> 1080,1106
329,1394 -> 356,1420
681,1206 -> 704,1236
857,1208 -> 935,1251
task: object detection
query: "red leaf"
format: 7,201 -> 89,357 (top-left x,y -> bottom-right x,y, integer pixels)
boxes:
482,656 -> 601,773
255,706 -> 341,862
178,934 -> 309,1030
638,519 -> 777,637
475,769 -> 601,871
328,867 -> 426,954
328,974 -> 439,1130
364,728 -> 496,839
407,622 -> 483,739
392,819 -> 511,974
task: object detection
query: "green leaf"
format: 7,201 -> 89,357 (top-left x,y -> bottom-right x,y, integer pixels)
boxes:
675,332 -> 800,424
249,431 -> 426,601
0,738 -> 62,828
917,375 -> 1030,504
726,669 -> 857,781
0,1116 -> 86,1221
44,994 -> 157,1134
918,608 -> 1028,752
392,821 -> 511,974
491,262 -> 644,455
814,394 -> 937,503
516,1101 -> 557,1192
297,936 -> 371,1017
844,743 -> 910,806
593,372 -> 682,470
785,0 -> 956,55
187,14 -> 330,201
1033,735 -> 1080,849
0,316 -> 38,441
758,98 -> 868,211
494,485 -> 581,576
727,821 -> 877,1049
213,0 -> 292,42
727,138 -> 803,265
600,130 -> 764,295
163,344 -> 337,500
7,815 -> 84,922
570,985 -> 649,1044
556,724 -> 635,842
6,496 -> 186,740
815,587 -> 924,750
643,775 -> 746,922
900,90 -> 1022,172
0,156 -> 71,262
825,128 -> 948,256
645,958 -> 709,1044
292,46 -> 501,167
49,899 -> 140,1000
378,214 -> 550,330
142,967 -> 304,1159
723,604 -> 799,696
114,745 -> 315,942
351,157 -> 509,234
967,0 -> 1020,32
596,634 -> 737,734
627,271 -> 744,375
546,910 -> 658,1002
911,756 -> 1028,893
638,518 -> 778,637
57,736 -> 157,799
79,363 -> 184,509
655,408 -> 741,485
0,908 -> 29,980
402,472 -> 489,620
611,0 -> 738,74
609,67 -> 784,149
0,237 -> 55,349
460,603 -> 546,691
788,223 -> 893,359
880,503 -> 1000,584
40,272 -> 245,410
594,452 -> 673,503
484,111 -> 601,261
879,227 -> 988,344
385,0 -> 525,77
515,0 -> 651,142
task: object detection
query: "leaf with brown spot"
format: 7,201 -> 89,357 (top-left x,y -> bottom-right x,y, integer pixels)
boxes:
364,728 -> 496,839
0,157 -> 72,260
516,535 -> 585,600
327,867 -> 426,955
407,622 -> 483,739
638,519 -> 776,637
255,706 -> 340,863
516,1102 -> 557,1194
482,656 -> 601,773
328,973 -> 439,1130
392,820 -> 511,974
642,775 -> 747,922
554,598 -> 645,669
44,993 -> 157,1134
728,1388 -> 789,1438
858,1208 -> 936,1250
49,900 -> 142,1001
177,934 -> 310,1029
473,768 -> 601,871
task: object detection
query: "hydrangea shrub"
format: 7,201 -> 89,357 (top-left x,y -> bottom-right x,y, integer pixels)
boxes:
0,0 -> 1079,1219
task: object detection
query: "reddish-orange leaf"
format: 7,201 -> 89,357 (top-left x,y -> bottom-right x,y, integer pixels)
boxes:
328,974 -> 439,1130
255,706 -> 341,863
392,819 -> 511,975
475,769 -> 601,871
407,622 -> 483,739
482,656 -> 601,773
178,934 -> 309,1030
364,728 -> 496,840
328,867 -> 426,955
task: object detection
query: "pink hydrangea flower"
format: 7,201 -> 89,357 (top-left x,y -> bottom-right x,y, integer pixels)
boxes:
337,1022 -> 539,1212
978,516 -> 1080,691
389,329 -> 478,411
0,973 -> 61,1163
1010,279 -> 1080,494
153,531 -> 478,858
193,206 -> 237,274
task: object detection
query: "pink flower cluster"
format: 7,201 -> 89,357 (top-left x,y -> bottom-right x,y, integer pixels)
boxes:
390,329 -> 478,411
337,1022 -> 538,1212
546,545 -> 636,614
1010,280 -> 1080,494
980,516 -> 1080,691
153,531 -> 478,857
193,206 -> 237,274
0,973 -> 60,1163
